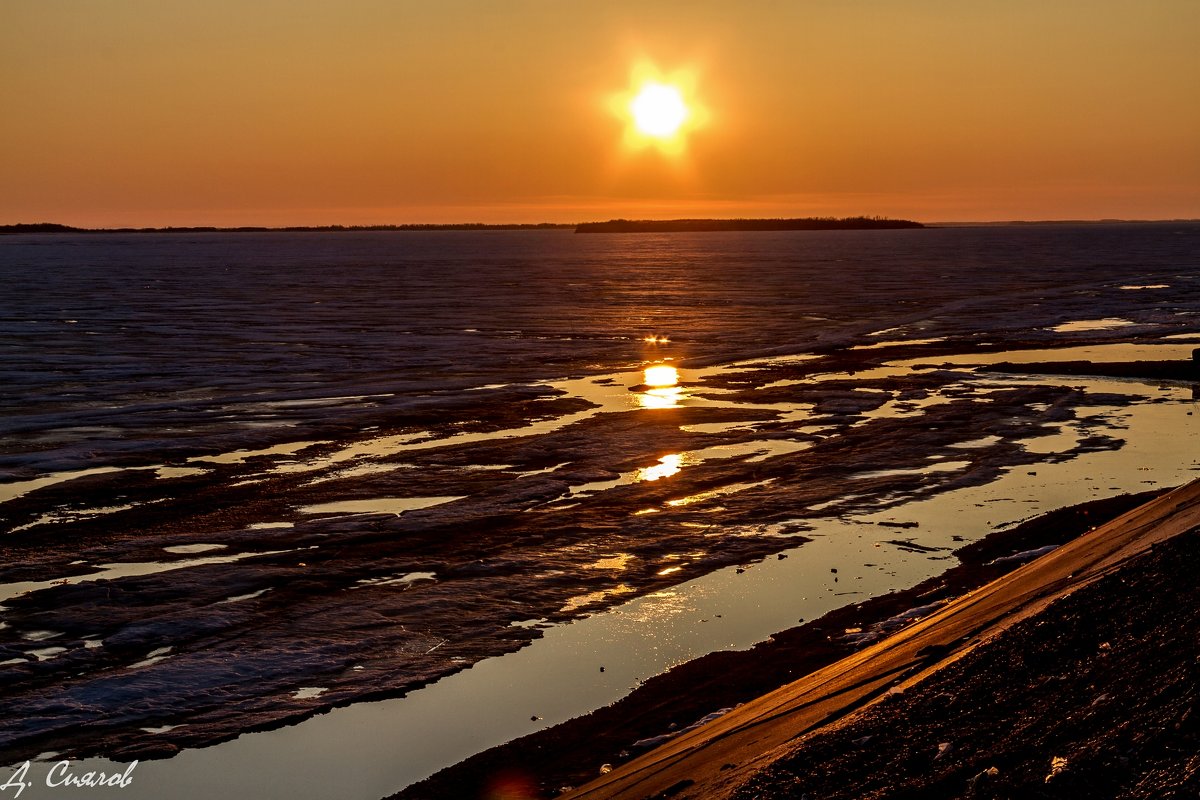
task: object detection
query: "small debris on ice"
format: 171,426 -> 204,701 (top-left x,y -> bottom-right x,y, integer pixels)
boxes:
1045,755 -> 1069,782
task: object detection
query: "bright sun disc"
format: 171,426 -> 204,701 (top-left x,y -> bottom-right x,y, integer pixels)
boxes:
630,82 -> 688,138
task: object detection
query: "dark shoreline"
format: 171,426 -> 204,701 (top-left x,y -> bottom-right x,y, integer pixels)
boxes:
728,519 -> 1200,799
393,488 -> 1167,800
0,222 -> 576,235
573,217 -> 924,233
5,219 -> 1197,236
0,218 -> 922,235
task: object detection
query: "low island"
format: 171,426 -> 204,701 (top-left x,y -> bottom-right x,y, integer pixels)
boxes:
574,217 -> 925,233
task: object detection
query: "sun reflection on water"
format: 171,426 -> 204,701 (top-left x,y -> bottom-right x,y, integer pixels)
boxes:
560,584 -> 634,613
638,388 -> 683,409
585,554 -> 633,571
638,364 -> 683,409
643,365 -> 678,387
638,453 -> 683,481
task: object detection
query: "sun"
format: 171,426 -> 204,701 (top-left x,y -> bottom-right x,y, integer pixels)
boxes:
610,61 -> 707,155
630,82 -> 689,138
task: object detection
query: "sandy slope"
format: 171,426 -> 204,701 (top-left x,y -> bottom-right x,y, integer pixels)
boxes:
566,477 -> 1200,800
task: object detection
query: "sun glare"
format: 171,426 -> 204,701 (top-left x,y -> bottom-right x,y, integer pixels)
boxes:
643,365 -> 679,388
612,61 -> 706,156
638,453 -> 683,482
631,82 -> 689,138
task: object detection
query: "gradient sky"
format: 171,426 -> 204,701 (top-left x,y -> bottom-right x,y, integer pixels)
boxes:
3,0 -> 1198,226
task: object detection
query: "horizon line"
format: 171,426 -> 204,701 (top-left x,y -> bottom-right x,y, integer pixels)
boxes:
4,216 -> 1200,234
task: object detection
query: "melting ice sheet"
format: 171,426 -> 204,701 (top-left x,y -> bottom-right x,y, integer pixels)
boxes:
298,496 -> 464,516
11,372 -> 1200,800
1050,318 -> 1137,333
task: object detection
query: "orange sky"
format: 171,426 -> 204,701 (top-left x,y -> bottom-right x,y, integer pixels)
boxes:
2,1 -> 1198,226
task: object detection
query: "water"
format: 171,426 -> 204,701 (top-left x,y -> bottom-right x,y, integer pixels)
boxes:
1,224 -> 1199,798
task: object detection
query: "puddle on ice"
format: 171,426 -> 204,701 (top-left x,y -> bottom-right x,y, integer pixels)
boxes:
0,467 -> 128,504
560,584 -> 635,613
1050,318 -> 1138,333
188,441 -> 325,465
292,688 -> 327,700
721,353 -> 819,369
664,479 -> 774,508
516,462 -> 570,477
12,503 -> 144,532
354,572 -> 436,589
949,435 -> 1003,449
850,337 -> 946,350
680,421 -> 759,434
852,461 -> 971,481
298,496 -> 463,517
585,554 -> 633,571
272,433 -> 432,475
690,439 -> 812,463
155,467 -> 210,480
639,454 -> 682,482
162,544 -> 228,555
218,589 -> 273,604
569,439 -> 809,500
0,550 -> 295,604
129,647 -> 174,669
902,342 -> 1198,368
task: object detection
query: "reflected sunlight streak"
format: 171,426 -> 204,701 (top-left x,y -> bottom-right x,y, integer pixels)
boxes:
638,453 -> 683,482
643,365 -> 679,387
638,388 -> 682,409
638,365 -> 683,409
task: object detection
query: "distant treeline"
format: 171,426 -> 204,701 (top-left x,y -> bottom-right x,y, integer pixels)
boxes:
0,222 -> 574,235
9,218 -> 1197,236
574,217 -> 925,233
